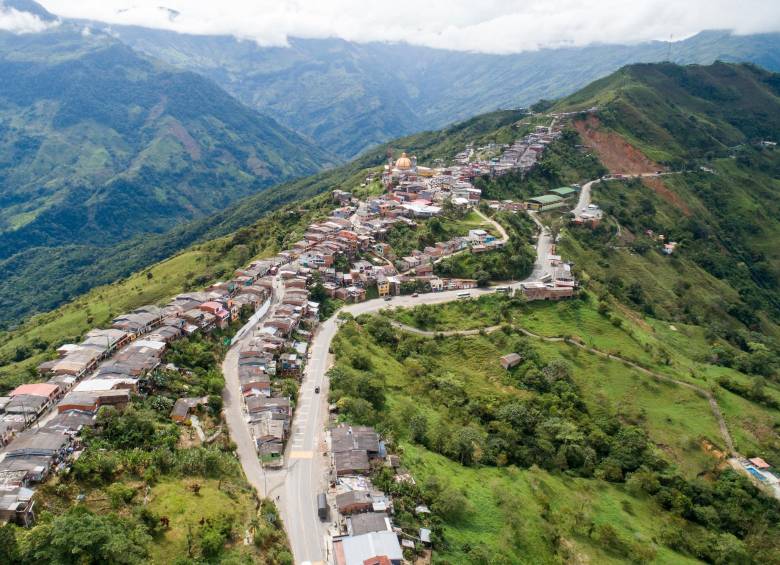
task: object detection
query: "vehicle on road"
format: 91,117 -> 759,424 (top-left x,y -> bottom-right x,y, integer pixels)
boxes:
457,292 -> 471,300
314,386 -> 320,394
317,493 -> 328,520
495,286 -> 509,293
384,296 -> 392,301
412,293 -> 419,297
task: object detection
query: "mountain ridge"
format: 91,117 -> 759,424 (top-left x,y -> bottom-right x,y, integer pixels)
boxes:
110,28 -> 780,158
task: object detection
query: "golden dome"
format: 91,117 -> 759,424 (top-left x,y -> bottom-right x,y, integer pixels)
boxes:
395,152 -> 412,170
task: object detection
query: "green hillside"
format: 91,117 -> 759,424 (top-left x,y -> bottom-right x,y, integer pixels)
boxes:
0,108 -> 528,388
320,63 -> 780,563
553,62 -> 780,344
0,27 -> 336,325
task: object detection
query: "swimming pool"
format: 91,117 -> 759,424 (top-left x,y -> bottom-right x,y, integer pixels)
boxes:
747,467 -> 767,482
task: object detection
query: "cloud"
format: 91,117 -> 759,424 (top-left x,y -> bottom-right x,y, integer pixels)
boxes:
0,6 -> 58,33
37,0 -> 780,54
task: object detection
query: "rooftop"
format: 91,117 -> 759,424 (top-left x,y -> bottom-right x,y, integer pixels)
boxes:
529,194 -> 563,204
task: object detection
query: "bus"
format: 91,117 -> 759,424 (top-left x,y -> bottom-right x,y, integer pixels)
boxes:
494,286 -> 509,293
457,292 -> 471,300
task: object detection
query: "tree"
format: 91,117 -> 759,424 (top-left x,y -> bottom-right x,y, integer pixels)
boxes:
475,269 -> 490,287
450,425 -> 486,465
432,489 -> 472,523
409,413 -> 428,444
26,506 -> 151,564
0,524 -> 19,564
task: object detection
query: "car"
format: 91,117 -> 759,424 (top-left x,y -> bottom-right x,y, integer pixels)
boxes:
384,296 -> 392,301
314,386 -> 320,394
412,293 -> 419,297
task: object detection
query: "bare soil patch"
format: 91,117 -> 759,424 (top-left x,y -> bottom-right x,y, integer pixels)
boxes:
574,116 -> 663,175
641,176 -> 691,216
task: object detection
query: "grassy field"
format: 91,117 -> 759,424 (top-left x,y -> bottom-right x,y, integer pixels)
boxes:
146,479 -> 257,563
383,295 -> 780,470
401,444 -> 701,565
331,308 -> 760,563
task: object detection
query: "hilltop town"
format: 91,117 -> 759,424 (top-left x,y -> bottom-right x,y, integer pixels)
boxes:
0,119 -> 581,532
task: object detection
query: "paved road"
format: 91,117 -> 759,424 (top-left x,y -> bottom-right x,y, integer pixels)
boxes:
277,170 -> 695,562
221,275 -> 286,500
279,213 -> 550,563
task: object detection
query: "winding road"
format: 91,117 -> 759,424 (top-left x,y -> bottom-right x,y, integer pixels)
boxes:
221,170 -> 695,564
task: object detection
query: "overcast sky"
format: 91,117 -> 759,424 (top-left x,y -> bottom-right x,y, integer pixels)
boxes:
15,1 -> 780,53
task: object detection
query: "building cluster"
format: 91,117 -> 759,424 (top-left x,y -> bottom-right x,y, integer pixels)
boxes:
0,255 -> 282,526
327,424 -> 429,565
237,267 -> 319,467
378,151 -> 480,216
519,246 -> 578,301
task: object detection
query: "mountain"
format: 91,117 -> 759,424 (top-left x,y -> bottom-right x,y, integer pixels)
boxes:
0,26 -> 336,323
3,61 -> 780,564
552,62 -> 780,337
111,28 -> 780,158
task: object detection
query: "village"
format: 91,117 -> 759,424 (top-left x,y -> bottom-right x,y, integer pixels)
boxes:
0,120 -> 586,536
3,114 -> 747,560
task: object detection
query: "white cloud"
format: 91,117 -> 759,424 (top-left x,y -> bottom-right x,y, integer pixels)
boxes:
0,6 -> 58,33
37,0 -> 780,54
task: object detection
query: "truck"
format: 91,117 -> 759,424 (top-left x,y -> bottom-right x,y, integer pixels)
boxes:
317,493 -> 328,520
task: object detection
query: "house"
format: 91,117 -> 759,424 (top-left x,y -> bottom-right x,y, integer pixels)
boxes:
520,282 -> 574,301
0,487 -> 35,526
336,490 -> 374,515
10,383 -> 60,404
468,229 -> 488,243
4,395 -> 49,420
500,353 -> 523,370
171,397 -> 207,423
347,512 -> 392,536
332,425 -> 381,456
750,457 -> 771,470
334,450 -> 371,476
0,419 -> 25,446
4,429 -> 70,460
246,396 -> 291,417
332,531 -> 403,565
58,390 -> 130,413
376,274 -> 390,297
43,411 -> 96,435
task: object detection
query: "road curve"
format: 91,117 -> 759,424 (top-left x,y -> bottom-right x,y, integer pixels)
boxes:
224,171 -> 672,563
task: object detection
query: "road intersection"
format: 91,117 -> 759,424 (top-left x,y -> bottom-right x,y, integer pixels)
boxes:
219,172 -> 674,563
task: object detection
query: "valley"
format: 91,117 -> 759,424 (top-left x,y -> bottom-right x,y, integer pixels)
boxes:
0,3 -> 778,560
